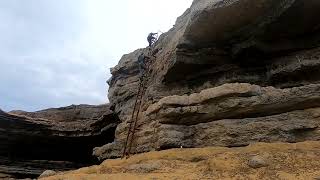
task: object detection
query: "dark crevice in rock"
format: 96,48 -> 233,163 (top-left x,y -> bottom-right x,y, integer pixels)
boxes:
288,127 -> 319,141
269,64 -> 320,88
161,101 -> 320,126
219,103 -> 320,124
225,144 -> 250,148
158,144 -> 182,151
165,45 -> 320,91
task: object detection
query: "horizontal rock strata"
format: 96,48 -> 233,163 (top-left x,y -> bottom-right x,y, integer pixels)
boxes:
93,0 -> 320,160
0,104 -> 119,178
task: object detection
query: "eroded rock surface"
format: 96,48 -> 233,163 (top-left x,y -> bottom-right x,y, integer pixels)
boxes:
94,0 -> 320,160
0,104 -> 119,179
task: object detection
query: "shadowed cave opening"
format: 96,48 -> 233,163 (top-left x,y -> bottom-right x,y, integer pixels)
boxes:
0,113 -> 121,179
6,127 -> 117,163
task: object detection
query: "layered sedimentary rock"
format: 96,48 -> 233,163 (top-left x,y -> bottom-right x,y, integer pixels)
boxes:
94,0 -> 320,160
10,104 -> 112,123
0,104 -> 119,179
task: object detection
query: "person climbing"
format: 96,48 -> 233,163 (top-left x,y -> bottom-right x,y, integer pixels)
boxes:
147,32 -> 158,47
137,53 -> 150,80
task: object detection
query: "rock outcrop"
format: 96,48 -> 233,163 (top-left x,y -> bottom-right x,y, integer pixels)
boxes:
0,104 -> 119,179
94,0 -> 320,160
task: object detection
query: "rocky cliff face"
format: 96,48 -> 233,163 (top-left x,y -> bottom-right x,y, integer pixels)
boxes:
0,104 -> 119,179
94,0 -> 320,160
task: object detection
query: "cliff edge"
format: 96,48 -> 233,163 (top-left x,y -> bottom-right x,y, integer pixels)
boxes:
94,0 -> 320,160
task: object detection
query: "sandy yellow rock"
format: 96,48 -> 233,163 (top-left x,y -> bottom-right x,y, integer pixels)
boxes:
42,141 -> 320,180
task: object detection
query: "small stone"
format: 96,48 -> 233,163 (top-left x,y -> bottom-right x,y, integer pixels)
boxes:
39,170 -> 56,178
248,156 -> 268,169
125,162 -> 160,173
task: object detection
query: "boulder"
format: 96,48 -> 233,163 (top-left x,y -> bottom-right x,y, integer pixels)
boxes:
248,156 -> 268,169
39,170 -> 56,178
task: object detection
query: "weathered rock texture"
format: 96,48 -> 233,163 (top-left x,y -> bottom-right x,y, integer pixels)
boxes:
94,0 -> 320,160
0,104 -> 119,179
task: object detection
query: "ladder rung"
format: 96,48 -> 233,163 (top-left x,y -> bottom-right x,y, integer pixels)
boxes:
127,128 -> 141,136
122,47 -> 155,159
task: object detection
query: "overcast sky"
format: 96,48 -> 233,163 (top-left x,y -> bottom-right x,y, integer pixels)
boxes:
0,0 -> 192,112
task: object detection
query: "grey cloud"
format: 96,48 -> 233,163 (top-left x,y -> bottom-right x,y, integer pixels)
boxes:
0,0 -> 87,55
0,54 -> 108,111
0,0 -> 108,112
